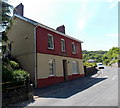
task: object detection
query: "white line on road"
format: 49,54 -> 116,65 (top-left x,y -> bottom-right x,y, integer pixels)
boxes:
103,76 -> 109,78
112,76 -> 116,80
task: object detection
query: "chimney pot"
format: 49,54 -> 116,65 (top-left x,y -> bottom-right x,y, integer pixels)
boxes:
56,25 -> 65,34
13,3 -> 24,16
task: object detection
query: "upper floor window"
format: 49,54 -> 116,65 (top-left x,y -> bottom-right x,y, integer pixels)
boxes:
49,59 -> 55,76
61,39 -> 65,52
48,34 -> 54,49
72,42 -> 76,54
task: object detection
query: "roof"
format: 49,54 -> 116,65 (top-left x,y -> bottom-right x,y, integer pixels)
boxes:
14,14 -> 83,43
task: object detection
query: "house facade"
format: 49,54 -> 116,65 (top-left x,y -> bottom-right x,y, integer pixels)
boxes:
7,4 -> 84,88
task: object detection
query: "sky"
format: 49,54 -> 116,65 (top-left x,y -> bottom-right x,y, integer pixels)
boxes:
8,0 -> 118,51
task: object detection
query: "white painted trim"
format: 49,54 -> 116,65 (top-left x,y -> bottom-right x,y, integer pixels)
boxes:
61,38 -> 65,52
14,14 -> 83,43
38,23 -> 83,43
48,34 -> 54,50
48,59 -> 56,76
72,42 -> 76,54
14,14 -> 37,25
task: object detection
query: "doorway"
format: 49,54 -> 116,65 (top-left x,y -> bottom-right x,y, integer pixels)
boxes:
63,60 -> 68,81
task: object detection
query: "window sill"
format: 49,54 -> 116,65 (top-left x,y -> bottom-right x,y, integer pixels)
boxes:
61,50 -> 66,52
72,73 -> 79,75
49,75 -> 55,77
72,52 -> 76,55
48,47 -> 54,50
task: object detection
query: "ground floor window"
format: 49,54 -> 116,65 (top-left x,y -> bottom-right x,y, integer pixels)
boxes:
72,61 -> 79,74
49,59 -> 55,76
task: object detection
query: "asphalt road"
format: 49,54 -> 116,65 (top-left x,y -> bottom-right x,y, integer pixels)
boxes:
11,66 -> 118,106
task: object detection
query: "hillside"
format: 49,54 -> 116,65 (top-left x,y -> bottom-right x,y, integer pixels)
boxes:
82,47 -> 120,66
82,50 -> 107,63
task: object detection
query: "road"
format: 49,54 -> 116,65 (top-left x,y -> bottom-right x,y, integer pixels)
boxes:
11,66 -> 118,106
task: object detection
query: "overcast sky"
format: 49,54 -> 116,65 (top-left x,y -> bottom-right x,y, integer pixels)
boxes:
8,0 -> 118,51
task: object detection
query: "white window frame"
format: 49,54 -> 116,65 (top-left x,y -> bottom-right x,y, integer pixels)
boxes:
72,42 -> 76,54
48,34 -> 54,50
72,61 -> 79,74
49,59 -> 55,76
61,38 -> 65,52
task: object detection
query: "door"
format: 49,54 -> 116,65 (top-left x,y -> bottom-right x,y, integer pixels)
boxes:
63,60 -> 68,81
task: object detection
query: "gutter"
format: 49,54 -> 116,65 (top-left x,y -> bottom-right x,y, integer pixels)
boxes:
34,25 -> 38,88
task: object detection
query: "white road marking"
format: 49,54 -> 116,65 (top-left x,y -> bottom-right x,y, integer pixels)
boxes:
103,76 -> 109,78
112,76 -> 116,80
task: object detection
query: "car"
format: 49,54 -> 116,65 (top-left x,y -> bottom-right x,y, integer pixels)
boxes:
97,63 -> 104,69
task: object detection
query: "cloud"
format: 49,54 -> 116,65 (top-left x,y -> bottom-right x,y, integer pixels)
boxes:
105,0 -> 119,8
86,25 -> 117,29
110,2 -> 118,8
77,19 -> 87,31
106,33 -> 118,37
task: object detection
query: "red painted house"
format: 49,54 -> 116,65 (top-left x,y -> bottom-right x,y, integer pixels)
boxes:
7,3 -> 85,88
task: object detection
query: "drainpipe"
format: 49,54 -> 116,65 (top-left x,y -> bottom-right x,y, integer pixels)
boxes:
34,25 -> 38,88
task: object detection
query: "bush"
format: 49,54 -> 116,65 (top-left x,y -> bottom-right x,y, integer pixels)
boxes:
10,60 -> 19,69
13,69 -> 30,83
2,68 -> 13,82
108,59 -> 119,66
83,62 -> 97,67
2,68 -> 30,83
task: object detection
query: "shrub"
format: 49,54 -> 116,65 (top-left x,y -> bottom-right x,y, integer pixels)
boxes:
10,60 -> 19,69
83,62 -> 97,67
108,59 -> 119,66
2,68 -> 13,82
13,69 -> 30,83
2,68 -> 30,83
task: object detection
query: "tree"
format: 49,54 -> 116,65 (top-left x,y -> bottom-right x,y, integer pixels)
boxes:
1,0 -> 13,54
1,1 -> 30,85
102,47 -> 120,65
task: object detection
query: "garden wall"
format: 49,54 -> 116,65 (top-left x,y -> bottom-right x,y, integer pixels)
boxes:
84,66 -> 98,77
2,80 -> 33,107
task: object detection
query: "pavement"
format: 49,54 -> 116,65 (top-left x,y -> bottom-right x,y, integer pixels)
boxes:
9,69 -> 103,107
9,67 -> 118,106
33,69 -> 102,99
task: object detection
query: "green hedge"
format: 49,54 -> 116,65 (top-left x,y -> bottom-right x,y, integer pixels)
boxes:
2,69 -> 30,83
12,69 -> 30,82
83,62 -> 97,67
2,69 -> 30,91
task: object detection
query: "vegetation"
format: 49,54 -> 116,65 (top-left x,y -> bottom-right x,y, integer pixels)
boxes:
83,62 -> 97,67
1,1 -> 30,86
82,47 -> 120,67
102,47 -> 120,66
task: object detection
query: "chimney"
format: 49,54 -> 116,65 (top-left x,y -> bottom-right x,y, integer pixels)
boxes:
56,25 -> 65,34
13,3 -> 24,16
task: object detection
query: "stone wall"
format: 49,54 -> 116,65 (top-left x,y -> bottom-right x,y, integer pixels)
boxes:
2,81 -> 33,107
84,66 -> 98,77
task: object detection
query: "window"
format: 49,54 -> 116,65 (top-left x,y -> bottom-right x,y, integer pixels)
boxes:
72,42 -> 76,54
48,34 -> 54,49
49,59 -> 55,76
72,61 -> 79,74
61,39 -> 65,52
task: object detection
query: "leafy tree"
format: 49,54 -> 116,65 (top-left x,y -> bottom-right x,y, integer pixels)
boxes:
1,1 -> 30,84
1,0 -> 13,54
102,47 -> 120,65
82,50 -> 107,64
82,47 -> 119,66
